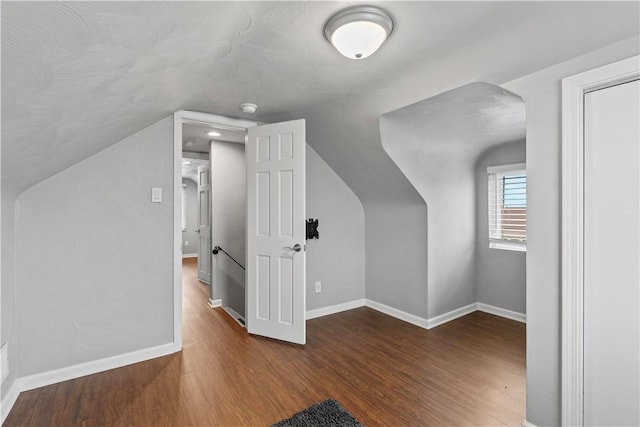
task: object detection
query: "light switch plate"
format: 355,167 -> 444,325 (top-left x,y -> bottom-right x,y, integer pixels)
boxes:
152,187 -> 162,203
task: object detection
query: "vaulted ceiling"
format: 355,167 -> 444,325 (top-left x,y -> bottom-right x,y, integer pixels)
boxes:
2,1 -> 639,201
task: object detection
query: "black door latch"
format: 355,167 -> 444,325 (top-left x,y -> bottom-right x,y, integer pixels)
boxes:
306,218 -> 319,240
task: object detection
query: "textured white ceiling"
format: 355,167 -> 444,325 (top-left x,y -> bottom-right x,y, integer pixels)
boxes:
2,1 -> 639,201
381,82 -> 525,162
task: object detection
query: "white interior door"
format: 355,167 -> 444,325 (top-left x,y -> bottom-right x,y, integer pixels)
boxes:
246,119 -> 306,345
583,79 -> 639,426
197,164 -> 212,284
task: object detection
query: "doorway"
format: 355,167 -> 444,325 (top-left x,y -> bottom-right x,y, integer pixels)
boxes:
172,111 -> 308,349
172,111 -> 258,351
180,154 -> 210,280
181,120 -> 248,326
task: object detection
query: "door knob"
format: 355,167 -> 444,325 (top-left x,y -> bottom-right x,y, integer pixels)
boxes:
286,244 -> 302,252
196,229 -> 200,233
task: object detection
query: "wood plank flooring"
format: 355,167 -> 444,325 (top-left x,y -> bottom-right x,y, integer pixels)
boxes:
4,258 -> 525,426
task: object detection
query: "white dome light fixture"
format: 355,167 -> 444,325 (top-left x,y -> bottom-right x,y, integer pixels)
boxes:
324,6 -> 393,60
240,103 -> 258,114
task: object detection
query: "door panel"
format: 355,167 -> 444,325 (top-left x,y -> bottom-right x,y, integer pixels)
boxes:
197,164 -> 211,284
583,80 -> 639,426
246,120 -> 306,344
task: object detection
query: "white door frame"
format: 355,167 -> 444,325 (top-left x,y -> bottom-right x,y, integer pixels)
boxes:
561,55 -> 639,426
172,110 -> 258,352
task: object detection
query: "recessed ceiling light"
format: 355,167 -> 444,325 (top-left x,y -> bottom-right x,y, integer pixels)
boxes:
207,131 -> 221,137
324,6 -> 393,60
182,160 -> 192,165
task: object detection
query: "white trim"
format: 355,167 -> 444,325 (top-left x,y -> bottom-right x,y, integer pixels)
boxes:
477,303 -> 526,323
487,162 -> 526,174
17,343 -> 174,392
489,240 -> 526,252
306,299 -> 366,320
173,111 -> 259,355
1,380 -> 19,425
522,420 -> 538,427
182,152 -> 210,161
173,112 -> 183,352
364,300 -> 524,330
425,303 -> 478,329
561,55 -> 639,427
365,299 -> 430,329
221,306 -> 246,328
208,298 -> 222,308
181,253 -> 197,258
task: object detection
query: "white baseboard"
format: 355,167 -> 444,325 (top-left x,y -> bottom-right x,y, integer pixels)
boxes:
365,299 -> 430,329
363,300 -> 525,330
1,380 -> 19,425
182,253 -> 197,258
208,298 -> 222,308
17,342 -> 175,392
426,303 -> 478,329
306,299 -> 366,320
221,306 -> 245,328
522,420 -> 538,427
477,302 -> 526,323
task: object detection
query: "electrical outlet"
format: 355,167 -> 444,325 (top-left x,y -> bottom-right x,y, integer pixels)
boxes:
185,241 -> 189,246
315,281 -> 322,293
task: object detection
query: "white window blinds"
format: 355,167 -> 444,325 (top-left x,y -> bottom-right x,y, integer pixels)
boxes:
488,163 -> 527,251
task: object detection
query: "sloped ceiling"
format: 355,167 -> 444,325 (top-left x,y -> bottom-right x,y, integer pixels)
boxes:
2,1 -> 639,201
381,82 -> 526,169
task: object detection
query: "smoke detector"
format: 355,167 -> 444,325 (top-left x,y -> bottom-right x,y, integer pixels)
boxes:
240,103 -> 258,114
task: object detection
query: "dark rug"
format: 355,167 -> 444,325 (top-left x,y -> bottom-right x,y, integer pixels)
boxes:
271,399 -> 362,427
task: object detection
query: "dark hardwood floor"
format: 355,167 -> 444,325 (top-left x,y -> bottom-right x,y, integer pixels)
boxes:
4,258 -> 525,426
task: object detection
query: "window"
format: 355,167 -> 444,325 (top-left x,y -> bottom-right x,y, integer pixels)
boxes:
181,184 -> 187,232
487,163 -> 526,251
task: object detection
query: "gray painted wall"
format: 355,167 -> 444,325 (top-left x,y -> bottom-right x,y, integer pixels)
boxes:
13,117 -> 174,377
475,141 -> 526,315
501,36 -> 639,426
364,202 -> 428,317
1,194 -> 17,400
181,178 -> 198,256
306,145 -> 365,310
266,112 -> 430,322
210,140 -> 246,317
379,83 -> 525,319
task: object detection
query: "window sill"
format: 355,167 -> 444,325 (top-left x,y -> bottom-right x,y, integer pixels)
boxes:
489,240 -> 526,252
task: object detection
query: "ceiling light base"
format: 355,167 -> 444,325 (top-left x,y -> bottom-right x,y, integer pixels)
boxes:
240,103 -> 258,114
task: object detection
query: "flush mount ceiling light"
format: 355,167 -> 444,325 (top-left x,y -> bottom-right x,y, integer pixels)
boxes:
324,6 -> 393,60
206,130 -> 221,137
240,103 -> 258,114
